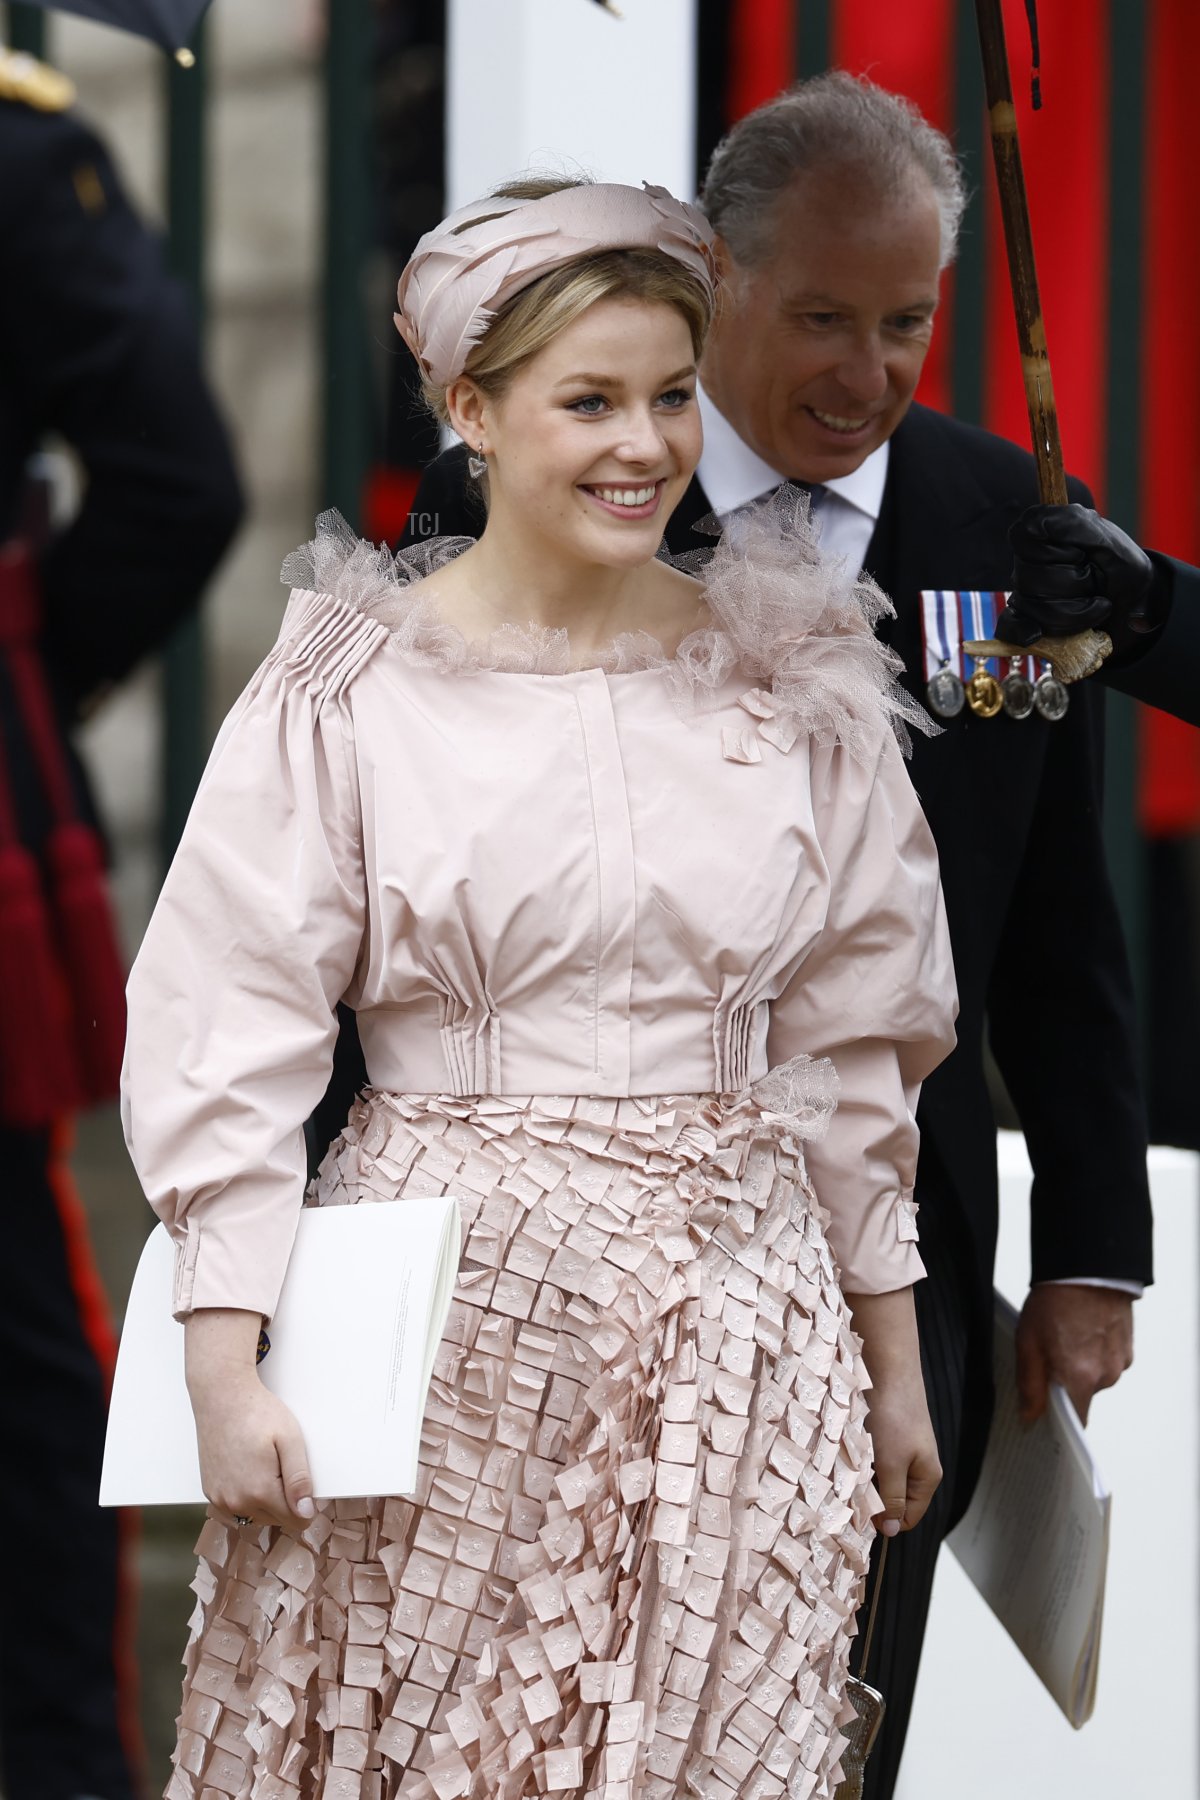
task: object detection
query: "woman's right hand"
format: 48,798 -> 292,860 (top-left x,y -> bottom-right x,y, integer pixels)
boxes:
184,1307 -> 316,1530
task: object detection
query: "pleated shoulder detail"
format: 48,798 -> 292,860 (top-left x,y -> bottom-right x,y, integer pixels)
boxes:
273,587 -> 393,705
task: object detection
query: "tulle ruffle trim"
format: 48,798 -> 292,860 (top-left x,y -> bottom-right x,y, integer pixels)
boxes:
280,485 -> 936,761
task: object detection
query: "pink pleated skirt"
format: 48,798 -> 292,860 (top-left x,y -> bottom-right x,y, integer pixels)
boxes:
167,1071 -> 876,1800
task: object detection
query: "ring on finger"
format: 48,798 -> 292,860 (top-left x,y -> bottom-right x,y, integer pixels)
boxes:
234,1513 -> 253,1527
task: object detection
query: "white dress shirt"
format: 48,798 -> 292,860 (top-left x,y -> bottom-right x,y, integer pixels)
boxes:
694,383 -> 1140,1301
697,382 -> 888,573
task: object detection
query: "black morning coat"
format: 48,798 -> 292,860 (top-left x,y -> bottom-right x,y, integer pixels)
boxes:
0,89 -> 243,823
401,405 -> 1154,1497
0,84 -> 243,1118
1106,555 -> 1200,727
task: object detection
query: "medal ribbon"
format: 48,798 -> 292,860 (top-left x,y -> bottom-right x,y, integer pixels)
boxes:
921,590 -> 1036,699
966,590 -> 1003,677
921,589 -> 961,683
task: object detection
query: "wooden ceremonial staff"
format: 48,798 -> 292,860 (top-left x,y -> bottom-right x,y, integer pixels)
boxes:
966,0 -> 1112,679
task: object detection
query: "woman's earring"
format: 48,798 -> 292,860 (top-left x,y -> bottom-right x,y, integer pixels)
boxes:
468,443 -> 487,479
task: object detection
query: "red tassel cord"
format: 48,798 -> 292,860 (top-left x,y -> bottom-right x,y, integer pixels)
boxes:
0,767 -> 82,1127
0,546 -> 126,1121
41,820 -> 128,1098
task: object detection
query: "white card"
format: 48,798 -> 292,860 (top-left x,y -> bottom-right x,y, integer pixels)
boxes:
100,1197 -> 461,1507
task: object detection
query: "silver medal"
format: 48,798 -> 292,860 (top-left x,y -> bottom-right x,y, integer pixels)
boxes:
1002,669 -> 1036,720
1033,669 -> 1070,721
926,665 -> 965,719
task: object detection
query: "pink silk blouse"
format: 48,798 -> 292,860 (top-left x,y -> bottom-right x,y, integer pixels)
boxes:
121,505 -> 958,1321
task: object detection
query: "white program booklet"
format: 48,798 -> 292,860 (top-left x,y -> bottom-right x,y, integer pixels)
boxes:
949,1292 -> 1111,1728
100,1197 -> 462,1507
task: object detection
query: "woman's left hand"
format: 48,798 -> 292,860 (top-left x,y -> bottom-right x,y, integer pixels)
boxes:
844,1285 -> 942,1535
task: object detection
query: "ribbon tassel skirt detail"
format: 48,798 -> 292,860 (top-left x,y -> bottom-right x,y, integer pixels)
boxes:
169,1078 -> 876,1800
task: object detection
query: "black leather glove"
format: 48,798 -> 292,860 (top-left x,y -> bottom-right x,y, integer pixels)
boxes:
998,503 -> 1159,654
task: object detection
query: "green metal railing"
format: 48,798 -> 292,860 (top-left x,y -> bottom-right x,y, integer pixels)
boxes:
950,0 -> 986,430
1102,0 -> 1148,992
161,25 -> 209,863
6,1 -> 45,55
156,0 -> 375,853
795,0 -> 829,78
322,0 -> 372,525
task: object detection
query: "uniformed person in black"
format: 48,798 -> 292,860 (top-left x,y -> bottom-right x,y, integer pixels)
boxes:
0,48 -> 243,1800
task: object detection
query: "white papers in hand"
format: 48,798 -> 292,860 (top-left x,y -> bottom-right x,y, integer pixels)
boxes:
100,1197 -> 461,1507
949,1292 -> 1111,1728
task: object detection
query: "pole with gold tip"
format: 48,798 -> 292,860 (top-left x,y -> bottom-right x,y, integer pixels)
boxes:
964,0 -> 1111,687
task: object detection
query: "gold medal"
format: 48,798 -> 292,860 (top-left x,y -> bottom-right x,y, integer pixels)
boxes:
966,658 -> 1003,719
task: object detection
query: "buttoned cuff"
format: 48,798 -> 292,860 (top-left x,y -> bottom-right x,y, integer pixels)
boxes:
823,1186 -> 927,1296
170,1217 -> 293,1322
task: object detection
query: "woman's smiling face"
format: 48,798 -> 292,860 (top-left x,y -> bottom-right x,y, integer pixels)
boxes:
453,295 -> 703,570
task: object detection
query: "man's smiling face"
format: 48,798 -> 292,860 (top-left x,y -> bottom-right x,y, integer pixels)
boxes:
700,168 -> 944,483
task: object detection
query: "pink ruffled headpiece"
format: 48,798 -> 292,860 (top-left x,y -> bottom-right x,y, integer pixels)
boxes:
394,182 -> 717,388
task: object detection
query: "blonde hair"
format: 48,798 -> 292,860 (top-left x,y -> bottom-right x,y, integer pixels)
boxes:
420,176 -> 714,426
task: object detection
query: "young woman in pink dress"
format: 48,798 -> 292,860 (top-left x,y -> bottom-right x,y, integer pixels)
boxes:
122,177 -> 957,1800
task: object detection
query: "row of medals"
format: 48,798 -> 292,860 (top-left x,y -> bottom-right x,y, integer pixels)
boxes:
927,656 -> 1069,722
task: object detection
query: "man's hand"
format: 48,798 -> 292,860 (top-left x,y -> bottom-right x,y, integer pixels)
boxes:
1015,1284 -> 1134,1426
998,503 -> 1160,655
